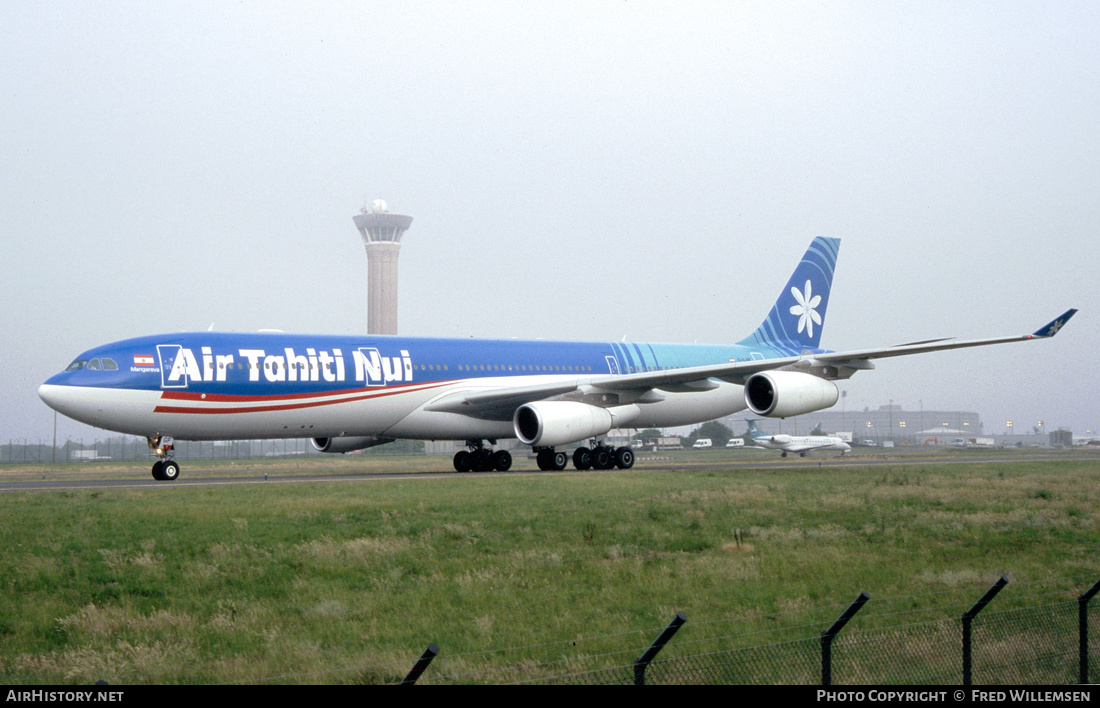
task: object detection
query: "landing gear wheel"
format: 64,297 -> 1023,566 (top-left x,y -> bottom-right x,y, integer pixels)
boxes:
453,450 -> 472,472
160,460 -> 180,481
536,449 -> 567,471
491,449 -> 512,472
471,449 -> 494,472
152,460 -> 179,481
572,447 -> 592,470
614,446 -> 635,469
592,447 -> 614,470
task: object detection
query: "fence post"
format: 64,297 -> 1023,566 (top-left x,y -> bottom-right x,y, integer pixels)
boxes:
821,591 -> 870,686
1079,578 -> 1100,684
634,612 -> 687,686
400,643 -> 439,685
962,575 -> 1008,685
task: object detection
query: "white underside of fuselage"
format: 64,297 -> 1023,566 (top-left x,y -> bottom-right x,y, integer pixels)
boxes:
39,377 -> 749,444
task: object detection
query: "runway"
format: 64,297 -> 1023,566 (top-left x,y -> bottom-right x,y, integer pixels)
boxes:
1,449 -> 1094,493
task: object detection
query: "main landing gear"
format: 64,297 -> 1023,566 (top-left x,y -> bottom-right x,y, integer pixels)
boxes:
452,440 -> 636,473
538,442 -> 635,471
148,435 -> 180,481
453,440 -> 513,473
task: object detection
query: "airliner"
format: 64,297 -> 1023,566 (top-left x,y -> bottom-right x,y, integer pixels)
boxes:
745,419 -> 851,457
38,237 -> 1076,481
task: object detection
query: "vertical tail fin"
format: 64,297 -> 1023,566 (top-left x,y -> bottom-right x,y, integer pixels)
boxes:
738,236 -> 840,352
746,420 -> 762,438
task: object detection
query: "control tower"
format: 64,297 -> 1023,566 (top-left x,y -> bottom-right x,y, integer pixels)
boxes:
352,199 -> 413,335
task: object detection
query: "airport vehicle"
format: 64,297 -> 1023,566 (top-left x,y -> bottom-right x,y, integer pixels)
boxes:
746,420 -> 851,457
692,439 -> 713,449
38,237 -> 1076,480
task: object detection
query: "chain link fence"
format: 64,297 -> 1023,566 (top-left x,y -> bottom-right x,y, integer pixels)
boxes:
519,601 -> 1096,685
395,576 -> 1100,685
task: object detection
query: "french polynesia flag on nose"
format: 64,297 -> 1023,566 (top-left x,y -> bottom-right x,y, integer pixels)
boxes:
133,355 -> 155,367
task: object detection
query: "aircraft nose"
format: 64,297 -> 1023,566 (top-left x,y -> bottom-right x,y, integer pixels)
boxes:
38,383 -> 65,411
38,382 -> 83,417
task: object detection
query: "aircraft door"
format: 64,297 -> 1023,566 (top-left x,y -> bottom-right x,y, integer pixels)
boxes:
157,344 -> 187,389
605,356 -> 620,375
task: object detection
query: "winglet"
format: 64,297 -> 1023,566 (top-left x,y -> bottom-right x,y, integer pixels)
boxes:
1031,309 -> 1077,338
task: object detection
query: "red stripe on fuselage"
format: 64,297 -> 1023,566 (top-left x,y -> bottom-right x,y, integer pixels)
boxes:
152,380 -> 456,415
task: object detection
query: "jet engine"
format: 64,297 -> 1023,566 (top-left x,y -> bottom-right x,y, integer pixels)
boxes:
311,436 -> 394,454
514,401 -> 617,448
744,370 -> 839,418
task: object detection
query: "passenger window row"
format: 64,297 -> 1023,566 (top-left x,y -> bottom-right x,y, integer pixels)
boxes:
455,363 -> 593,373
68,358 -> 616,376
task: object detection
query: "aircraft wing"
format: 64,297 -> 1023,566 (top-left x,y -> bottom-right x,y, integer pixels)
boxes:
422,309 -> 1076,421
595,309 -> 1077,390
423,357 -> 799,421
591,358 -> 802,390
424,381 -> 583,420
812,309 -> 1077,366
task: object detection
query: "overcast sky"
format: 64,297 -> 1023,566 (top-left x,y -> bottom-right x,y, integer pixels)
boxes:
3,1 -> 1098,444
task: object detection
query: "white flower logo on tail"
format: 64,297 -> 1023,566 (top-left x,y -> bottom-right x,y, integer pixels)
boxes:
789,280 -> 822,338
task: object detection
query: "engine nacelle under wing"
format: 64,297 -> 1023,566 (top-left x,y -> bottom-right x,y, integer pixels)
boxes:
514,401 -> 641,448
311,436 -> 395,454
514,401 -> 613,447
744,370 -> 839,418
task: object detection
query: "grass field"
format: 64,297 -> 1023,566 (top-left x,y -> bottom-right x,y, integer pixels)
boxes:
0,448 -> 1097,684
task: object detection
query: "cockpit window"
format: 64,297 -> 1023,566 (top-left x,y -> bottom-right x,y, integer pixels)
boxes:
63,358 -> 117,372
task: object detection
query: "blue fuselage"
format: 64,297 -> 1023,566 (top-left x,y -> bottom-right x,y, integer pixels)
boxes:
39,331 -> 808,442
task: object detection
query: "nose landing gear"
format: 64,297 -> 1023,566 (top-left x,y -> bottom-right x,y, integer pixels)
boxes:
148,435 -> 180,481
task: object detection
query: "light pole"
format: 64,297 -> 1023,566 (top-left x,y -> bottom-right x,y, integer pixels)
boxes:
889,400 -> 894,447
